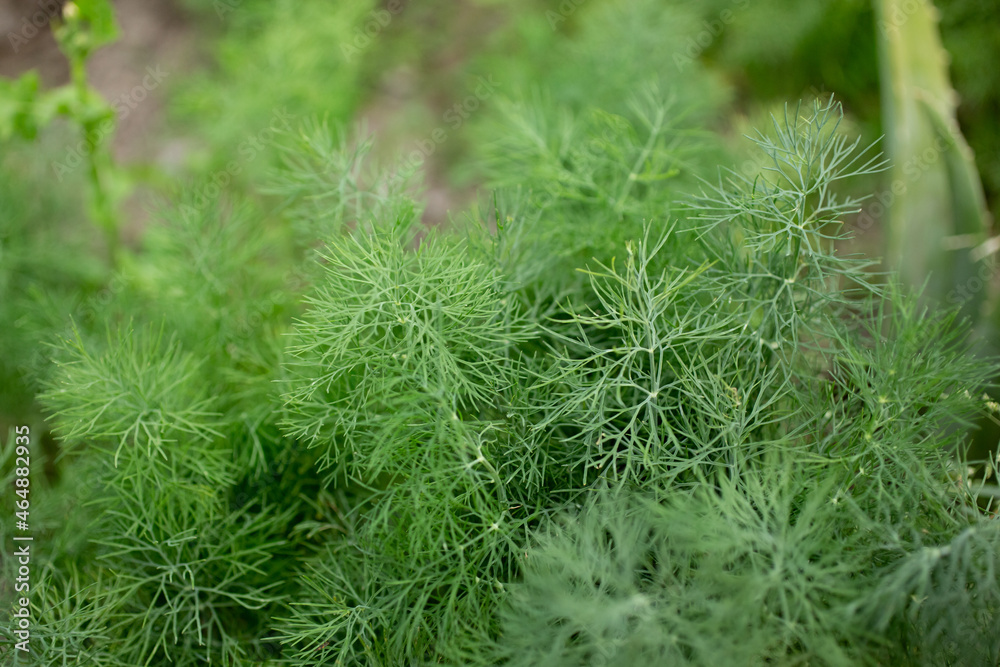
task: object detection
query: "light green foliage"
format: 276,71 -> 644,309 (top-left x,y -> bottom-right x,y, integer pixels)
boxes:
279,199 -> 533,662
115,194 -> 304,478
266,121 -> 421,246
475,0 -> 728,117
21,322 -> 302,665
691,102 -> 888,341
877,0 -> 991,321
283,219 -> 528,467
41,325 -> 222,463
0,0 -> 135,428
463,0 -> 730,236
0,141 -> 105,414
271,98 -> 996,666
170,0 -> 372,182
476,90 -> 715,304
66,0 -> 119,48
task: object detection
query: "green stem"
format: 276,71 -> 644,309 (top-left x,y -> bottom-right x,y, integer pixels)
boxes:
67,33 -> 121,269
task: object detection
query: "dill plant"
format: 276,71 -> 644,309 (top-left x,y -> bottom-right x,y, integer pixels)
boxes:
3,86 -> 999,667
484,98 -> 1000,666
270,96 -> 998,666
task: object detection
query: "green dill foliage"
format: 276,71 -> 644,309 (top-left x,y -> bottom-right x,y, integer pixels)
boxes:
169,0 -> 372,183
5,90 -> 1000,667
271,97 -> 998,666
496,465 -> 874,666
41,324 -> 222,465
859,520 -> 1000,666
476,89 -> 712,294
0,142 -> 106,415
497,100 -> 999,667
266,121 -> 422,247
278,181 -> 533,661
35,324 -> 293,665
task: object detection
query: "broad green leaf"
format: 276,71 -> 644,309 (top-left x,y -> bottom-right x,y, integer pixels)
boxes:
876,0 -> 990,321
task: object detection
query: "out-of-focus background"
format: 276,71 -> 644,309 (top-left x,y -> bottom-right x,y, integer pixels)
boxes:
2,0 -> 996,221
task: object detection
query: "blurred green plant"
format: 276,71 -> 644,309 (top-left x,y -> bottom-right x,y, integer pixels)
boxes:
0,0 -> 127,267
935,0 -> 1000,214
168,0 -> 374,185
0,0 -> 131,435
876,0 -> 991,323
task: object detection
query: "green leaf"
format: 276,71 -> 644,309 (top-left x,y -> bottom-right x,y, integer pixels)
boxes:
0,72 -> 42,141
72,0 -> 120,48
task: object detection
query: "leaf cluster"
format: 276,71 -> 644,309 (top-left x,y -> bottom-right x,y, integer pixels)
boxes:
3,89 -> 998,667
